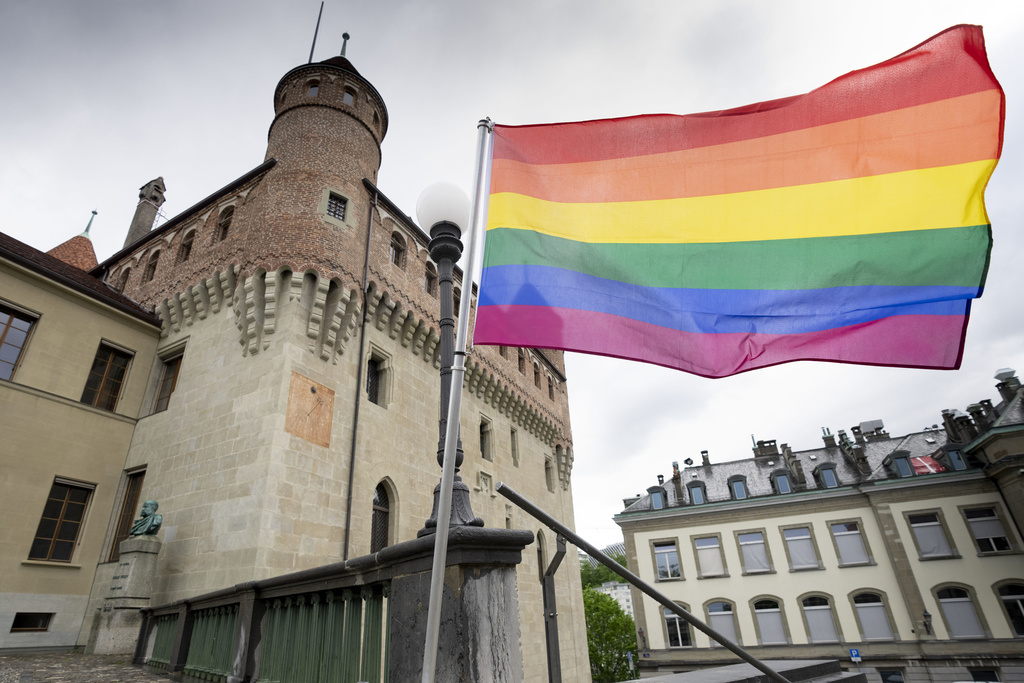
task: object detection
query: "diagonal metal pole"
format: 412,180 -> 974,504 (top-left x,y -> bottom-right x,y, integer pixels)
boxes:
420,118 -> 495,683
496,482 -> 793,683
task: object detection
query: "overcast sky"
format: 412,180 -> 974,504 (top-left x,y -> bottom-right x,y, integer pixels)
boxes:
2,1 -> 1023,549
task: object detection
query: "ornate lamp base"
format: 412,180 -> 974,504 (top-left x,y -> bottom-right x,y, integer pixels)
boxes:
418,475 -> 484,537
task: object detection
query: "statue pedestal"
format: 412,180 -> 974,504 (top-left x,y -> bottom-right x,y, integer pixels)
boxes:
88,536 -> 161,655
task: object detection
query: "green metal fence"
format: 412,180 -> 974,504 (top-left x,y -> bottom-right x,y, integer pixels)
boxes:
256,586 -> 389,683
183,604 -> 239,683
145,612 -> 179,672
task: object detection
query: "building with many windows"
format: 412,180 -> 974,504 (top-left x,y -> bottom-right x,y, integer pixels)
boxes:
0,49 -> 589,681
616,372 -> 1024,683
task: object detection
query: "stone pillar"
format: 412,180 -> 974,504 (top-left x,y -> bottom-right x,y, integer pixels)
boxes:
88,535 -> 161,654
389,527 -> 532,682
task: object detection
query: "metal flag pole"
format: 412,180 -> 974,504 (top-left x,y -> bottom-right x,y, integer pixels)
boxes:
420,118 -> 495,683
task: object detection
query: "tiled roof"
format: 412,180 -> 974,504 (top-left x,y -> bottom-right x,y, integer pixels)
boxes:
0,231 -> 159,326
46,235 -> 98,271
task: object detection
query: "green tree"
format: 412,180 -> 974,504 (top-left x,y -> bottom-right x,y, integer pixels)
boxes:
583,587 -> 638,683
580,552 -> 627,590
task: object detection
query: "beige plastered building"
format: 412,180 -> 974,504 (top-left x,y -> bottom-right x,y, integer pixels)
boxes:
617,373 -> 1024,683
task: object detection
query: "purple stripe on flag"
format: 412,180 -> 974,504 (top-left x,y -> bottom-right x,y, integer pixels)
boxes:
474,305 -> 968,378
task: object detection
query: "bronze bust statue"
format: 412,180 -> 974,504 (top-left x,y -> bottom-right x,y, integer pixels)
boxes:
129,500 -> 163,536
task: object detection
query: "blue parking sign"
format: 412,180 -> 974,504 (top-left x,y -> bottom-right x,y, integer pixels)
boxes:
849,648 -> 861,662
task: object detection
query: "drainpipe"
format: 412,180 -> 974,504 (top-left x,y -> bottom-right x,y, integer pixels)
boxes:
342,186 -> 379,560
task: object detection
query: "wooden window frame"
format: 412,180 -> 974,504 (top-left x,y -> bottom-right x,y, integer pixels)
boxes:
0,300 -> 39,381
28,478 -> 95,563
81,342 -> 134,412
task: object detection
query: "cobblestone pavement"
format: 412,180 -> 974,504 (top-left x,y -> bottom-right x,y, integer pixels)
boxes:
0,653 -> 172,682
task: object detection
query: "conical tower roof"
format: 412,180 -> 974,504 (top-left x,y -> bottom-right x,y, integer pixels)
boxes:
47,211 -> 99,271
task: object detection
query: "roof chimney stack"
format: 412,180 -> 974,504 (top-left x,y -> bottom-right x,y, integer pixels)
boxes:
123,177 -> 166,249
701,450 -> 710,467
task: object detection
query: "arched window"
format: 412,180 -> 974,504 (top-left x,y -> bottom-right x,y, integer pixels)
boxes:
425,262 -> 437,296
852,592 -> 894,641
998,583 -> 1024,636
216,206 -> 234,241
370,483 -> 390,553
706,601 -> 738,646
308,80 -> 319,97
118,267 -> 131,292
178,231 -> 194,263
937,586 -> 985,638
389,232 -> 405,268
534,364 -> 541,388
753,598 -> 787,644
664,604 -> 692,647
548,376 -> 554,400
143,251 -> 159,283
518,348 -> 526,374
801,595 -> 840,643
343,87 -> 356,105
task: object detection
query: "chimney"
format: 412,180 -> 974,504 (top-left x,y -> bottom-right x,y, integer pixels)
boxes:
781,443 -> 806,486
701,450 -> 710,467
995,368 -> 1021,404
821,427 -> 837,448
838,430 -> 870,475
753,439 -> 779,458
954,413 -> 978,442
851,425 -> 865,445
966,403 -> 991,432
657,474 -> 665,485
123,177 -> 167,249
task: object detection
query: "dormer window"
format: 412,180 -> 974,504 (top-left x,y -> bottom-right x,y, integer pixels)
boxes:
308,80 -> 319,97
687,482 -> 706,505
771,471 -> 792,494
729,476 -> 748,500
816,465 -> 839,489
892,454 -> 914,478
946,449 -> 967,470
648,486 -> 666,510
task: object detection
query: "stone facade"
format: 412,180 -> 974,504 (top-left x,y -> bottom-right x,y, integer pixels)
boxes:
71,53 -> 587,680
617,373 -> 1024,683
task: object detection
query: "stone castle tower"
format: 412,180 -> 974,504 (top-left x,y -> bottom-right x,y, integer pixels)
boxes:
88,50 -> 589,682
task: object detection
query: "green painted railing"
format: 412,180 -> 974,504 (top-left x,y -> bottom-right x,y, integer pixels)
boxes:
145,612 -> 178,671
183,604 -> 239,683
256,586 -> 389,683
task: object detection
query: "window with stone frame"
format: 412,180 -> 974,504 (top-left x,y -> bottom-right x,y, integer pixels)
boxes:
534,364 -> 541,388
936,586 -> 986,638
969,671 -> 1000,682
142,250 -> 160,282
510,427 -> 519,467
342,87 -> 356,105
852,592 -> 894,641
177,230 -> 194,263
706,601 -> 738,645
0,301 -> 37,381
498,345 -> 507,358
28,480 -> 94,562
364,348 -> 392,408
694,536 -> 726,577
307,80 -> 319,96
653,541 -> 681,580
907,511 -> 955,558
664,606 -> 692,647
737,531 -> 771,574
108,470 -> 145,562
830,520 -> 870,565
479,416 -> 493,461
370,482 -> 390,553
963,507 -> 1011,553
998,583 -> 1024,637
366,357 -> 382,405
154,355 -> 182,413
81,343 -> 133,412
518,348 -> 526,374
216,206 -> 234,241
117,267 -> 131,292
544,457 -> 555,492
753,598 -> 787,645
877,670 -> 905,683
326,193 -> 347,221
782,526 -> 821,570
801,596 -> 840,643
548,376 -> 554,400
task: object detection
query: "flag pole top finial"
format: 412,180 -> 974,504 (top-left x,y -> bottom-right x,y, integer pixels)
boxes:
81,209 -> 97,238
341,32 -> 350,57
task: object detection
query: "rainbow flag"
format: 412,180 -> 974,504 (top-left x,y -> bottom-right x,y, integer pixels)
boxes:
474,25 -> 1003,379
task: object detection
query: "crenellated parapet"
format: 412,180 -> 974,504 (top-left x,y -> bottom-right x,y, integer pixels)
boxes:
152,265 -> 569,450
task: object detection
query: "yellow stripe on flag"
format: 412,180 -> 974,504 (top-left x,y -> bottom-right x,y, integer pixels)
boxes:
486,160 -> 996,244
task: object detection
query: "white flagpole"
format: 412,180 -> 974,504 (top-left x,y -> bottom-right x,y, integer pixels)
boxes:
420,118 -> 495,683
